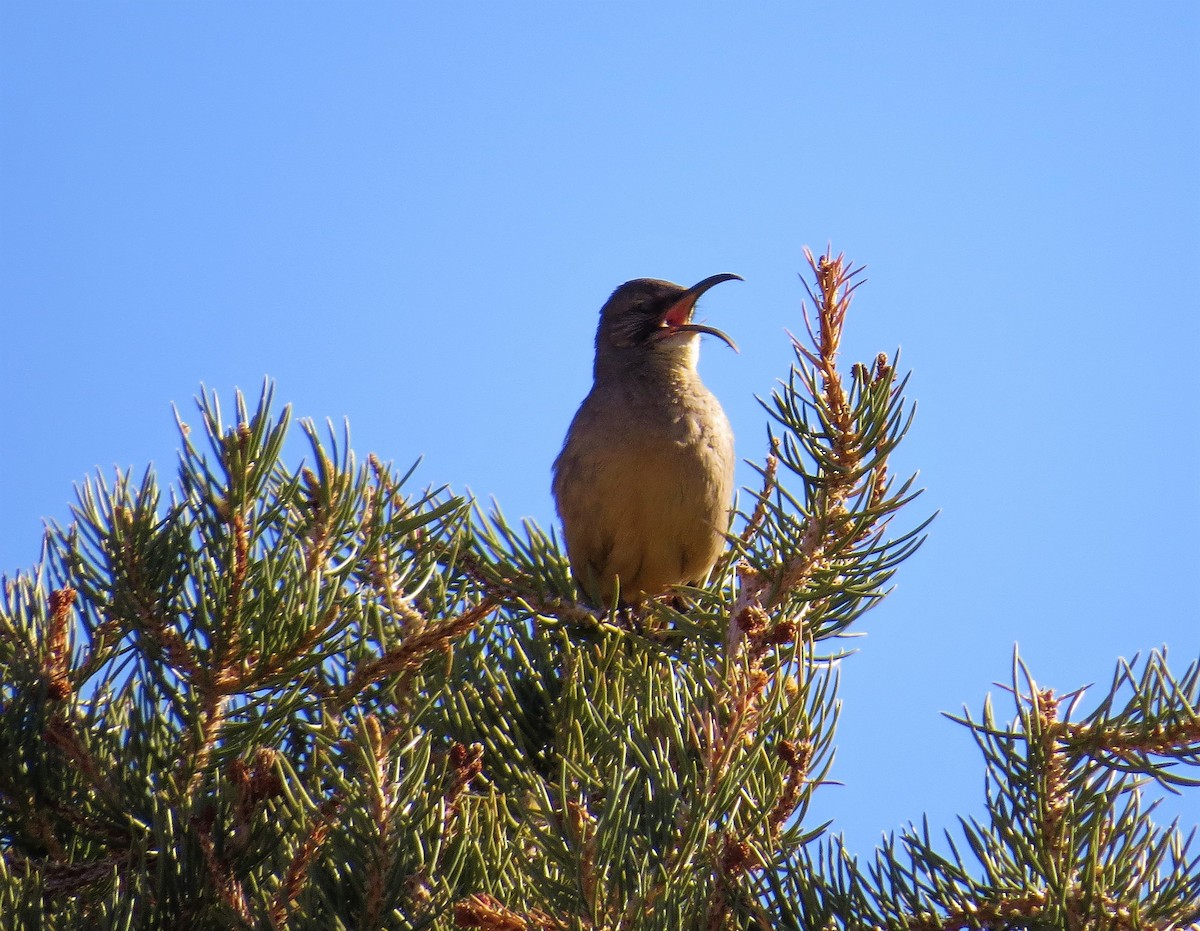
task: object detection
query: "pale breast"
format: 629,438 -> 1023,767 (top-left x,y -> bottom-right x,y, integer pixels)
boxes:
553,377 -> 734,603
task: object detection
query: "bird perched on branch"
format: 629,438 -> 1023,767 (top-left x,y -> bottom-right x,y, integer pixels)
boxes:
553,274 -> 741,605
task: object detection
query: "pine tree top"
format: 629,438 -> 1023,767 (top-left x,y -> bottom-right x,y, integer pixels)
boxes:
2,250 -> 1196,930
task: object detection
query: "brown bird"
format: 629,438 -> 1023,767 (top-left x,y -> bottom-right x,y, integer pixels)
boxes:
552,274 -> 741,605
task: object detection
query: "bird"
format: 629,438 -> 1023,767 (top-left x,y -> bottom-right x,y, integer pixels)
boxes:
552,273 -> 741,605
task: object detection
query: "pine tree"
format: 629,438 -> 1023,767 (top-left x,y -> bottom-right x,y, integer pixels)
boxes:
1,250 -> 1196,930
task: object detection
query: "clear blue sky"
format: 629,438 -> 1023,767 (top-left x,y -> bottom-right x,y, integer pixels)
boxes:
3,4 -> 1198,857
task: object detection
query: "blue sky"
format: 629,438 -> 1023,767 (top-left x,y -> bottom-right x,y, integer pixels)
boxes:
3,4 -> 1198,857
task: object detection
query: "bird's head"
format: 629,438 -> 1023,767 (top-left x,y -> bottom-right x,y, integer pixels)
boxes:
593,273 -> 741,376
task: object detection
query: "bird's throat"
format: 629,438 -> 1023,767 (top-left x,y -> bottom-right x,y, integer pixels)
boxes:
595,334 -> 701,386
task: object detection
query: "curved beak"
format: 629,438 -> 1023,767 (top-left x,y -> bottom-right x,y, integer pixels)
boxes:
657,273 -> 742,352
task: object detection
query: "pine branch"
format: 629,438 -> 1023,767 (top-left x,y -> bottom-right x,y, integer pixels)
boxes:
729,248 -> 929,660
820,649 -> 1200,931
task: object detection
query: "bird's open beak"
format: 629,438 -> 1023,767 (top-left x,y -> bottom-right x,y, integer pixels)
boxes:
657,273 -> 742,352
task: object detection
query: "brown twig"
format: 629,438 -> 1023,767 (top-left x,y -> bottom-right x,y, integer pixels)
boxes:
334,597 -> 498,708
454,893 -> 568,930
44,588 -> 76,700
269,796 -> 342,929
738,436 -> 780,549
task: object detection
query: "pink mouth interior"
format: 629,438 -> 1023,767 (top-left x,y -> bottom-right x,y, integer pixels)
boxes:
662,301 -> 691,328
